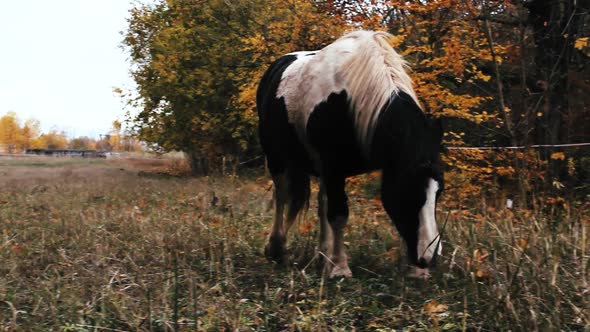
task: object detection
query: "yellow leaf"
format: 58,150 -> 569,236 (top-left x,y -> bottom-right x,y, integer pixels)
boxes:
476,269 -> 491,279
423,300 -> 448,315
575,37 -> 588,50
480,73 -> 491,82
550,152 -> 565,160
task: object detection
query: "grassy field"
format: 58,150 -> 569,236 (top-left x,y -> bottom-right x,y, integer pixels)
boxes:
0,156 -> 588,331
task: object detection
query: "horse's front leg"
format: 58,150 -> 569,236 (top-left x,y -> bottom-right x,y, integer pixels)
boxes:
320,176 -> 352,278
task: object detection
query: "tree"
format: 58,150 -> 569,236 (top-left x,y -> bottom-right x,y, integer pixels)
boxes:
21,118 -> 41,149
0,113 -> 47,152
108,120 -> 122,151
123,0 -> 589,196
70,136 -> 96,150
524,0 -> 590,181
123,0 -> 345,174
38,130 -> 68,150
124,0 -> 240,174
0,112 -> 24,153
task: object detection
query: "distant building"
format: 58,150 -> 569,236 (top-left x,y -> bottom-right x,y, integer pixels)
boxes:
25,149 -> 106,158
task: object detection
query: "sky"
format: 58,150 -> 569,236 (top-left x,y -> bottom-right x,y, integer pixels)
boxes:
0,1 -> 138,139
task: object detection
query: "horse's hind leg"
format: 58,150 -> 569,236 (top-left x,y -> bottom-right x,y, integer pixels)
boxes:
265,170 -> 310,264
265,172 -> 288,263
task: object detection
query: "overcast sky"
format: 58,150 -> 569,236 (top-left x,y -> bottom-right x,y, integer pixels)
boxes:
0,0 -> 138,138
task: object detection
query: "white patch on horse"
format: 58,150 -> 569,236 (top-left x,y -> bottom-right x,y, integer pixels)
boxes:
276,30 -> 420,152
417,178 -> 441,264
277,49 -> 344,136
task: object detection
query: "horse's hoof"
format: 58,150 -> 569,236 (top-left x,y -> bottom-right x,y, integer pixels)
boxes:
264,241 -> 286,264
329,264 -> 352,278
407,266 -> 431,279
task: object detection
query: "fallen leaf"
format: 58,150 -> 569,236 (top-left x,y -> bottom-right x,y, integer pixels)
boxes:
298,222 -> 313,234
476,269 -> 491,279
423,300 -> 448,315
574,37 -> 588,50
550,152 -> 565,160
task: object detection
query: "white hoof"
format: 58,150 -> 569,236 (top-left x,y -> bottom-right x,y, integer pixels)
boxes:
329,264 -> 352,278
408,266 -> 431,279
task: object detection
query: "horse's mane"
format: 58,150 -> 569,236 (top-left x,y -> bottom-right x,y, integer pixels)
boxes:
338,30 -> 420,148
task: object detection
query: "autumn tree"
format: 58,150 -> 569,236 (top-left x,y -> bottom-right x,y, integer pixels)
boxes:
38,130 -> 68,150
70,136 -> 96,150
521,0 -> 590,183
123,0 -> 345,175
124,0 -> 245,173
0,112 -> 24,153
318,1 -> 512,200
123,0 -> 589,197
21,119 -> 41,150
108,120 -> 122,152
0,112 -> 45,153
98,120 -> 143,152
471,0 -> 590,192
322,0 -> 590,200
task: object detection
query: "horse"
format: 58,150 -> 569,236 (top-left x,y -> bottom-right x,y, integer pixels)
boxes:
256,30 -> 444,278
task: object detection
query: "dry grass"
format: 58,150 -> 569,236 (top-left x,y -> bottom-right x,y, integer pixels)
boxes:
0,157 -> 588,331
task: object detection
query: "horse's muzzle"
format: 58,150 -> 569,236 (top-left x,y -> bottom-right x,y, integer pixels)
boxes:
417,257 -> 429,268
417,254 -> 439,268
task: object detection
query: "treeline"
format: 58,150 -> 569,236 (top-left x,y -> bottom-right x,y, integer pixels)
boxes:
0,112 -> 143,153
122,0 -> 589,199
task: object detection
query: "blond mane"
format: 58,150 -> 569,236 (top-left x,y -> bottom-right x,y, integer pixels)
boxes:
339,30 -> 420,148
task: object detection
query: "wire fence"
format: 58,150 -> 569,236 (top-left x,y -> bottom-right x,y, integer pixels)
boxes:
446,142 -> 590,150
240,142 -> 590,164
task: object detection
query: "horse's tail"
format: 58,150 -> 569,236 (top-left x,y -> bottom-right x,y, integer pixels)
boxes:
272,169 -> 310,226
339,30 -> 420,146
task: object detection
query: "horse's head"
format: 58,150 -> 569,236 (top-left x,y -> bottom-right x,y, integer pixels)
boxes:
381,117 -> 445,269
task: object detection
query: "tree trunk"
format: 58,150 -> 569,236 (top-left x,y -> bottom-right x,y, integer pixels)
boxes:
186,150 -> 209,176
527,0 -> 578,182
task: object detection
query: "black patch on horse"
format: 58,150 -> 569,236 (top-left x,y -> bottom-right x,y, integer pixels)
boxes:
306,90 -> 368,177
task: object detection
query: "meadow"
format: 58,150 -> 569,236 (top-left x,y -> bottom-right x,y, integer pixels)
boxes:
0,156 -> 587,331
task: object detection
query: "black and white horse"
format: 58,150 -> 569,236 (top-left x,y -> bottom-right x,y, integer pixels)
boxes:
256,30 -> 444,278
